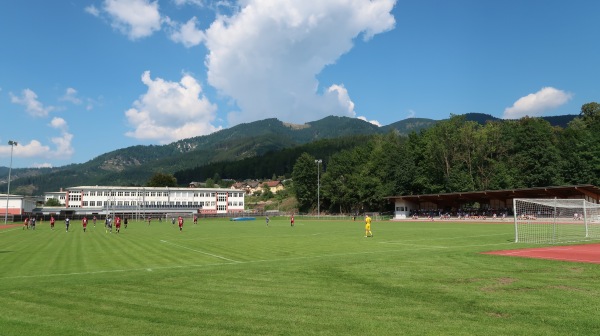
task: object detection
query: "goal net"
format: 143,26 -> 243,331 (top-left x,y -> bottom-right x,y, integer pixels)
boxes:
514,198 -> 600,244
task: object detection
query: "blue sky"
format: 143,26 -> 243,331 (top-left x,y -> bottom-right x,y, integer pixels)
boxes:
1,0 -> 598,168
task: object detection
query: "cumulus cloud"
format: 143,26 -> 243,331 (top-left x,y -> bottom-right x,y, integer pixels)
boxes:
0,133 -> 72,159
406,109 -> 416,119
503,87 -> 573,119
357,116 -> 381,127
88,0 -> 162,40
167,16 -> 205,47
10,89 -> 55,117
60,87 -> 82,105
203,0 -> 396,125
125,71 -> 220,143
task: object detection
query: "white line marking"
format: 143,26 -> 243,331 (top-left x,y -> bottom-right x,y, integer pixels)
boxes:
0,241 -> 516,280
0,228 -> 20,234
160,240 -> 240,263
380,233 -> 510,244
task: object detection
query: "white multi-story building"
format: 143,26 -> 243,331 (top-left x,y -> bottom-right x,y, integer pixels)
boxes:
43,186 -> 245,216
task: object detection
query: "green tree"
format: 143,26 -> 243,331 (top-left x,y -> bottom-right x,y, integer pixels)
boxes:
205,178 -> 215,188
45,198 -> 62,206
509,117 -> 564,187
261,183 -> 274,200
291,153 -> 318,213
147,173 -> 177,187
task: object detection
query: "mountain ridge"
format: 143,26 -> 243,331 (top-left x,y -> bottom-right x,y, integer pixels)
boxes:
1,113 -> 578,195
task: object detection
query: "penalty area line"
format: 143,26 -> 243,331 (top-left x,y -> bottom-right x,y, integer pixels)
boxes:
160,240 -> 241,263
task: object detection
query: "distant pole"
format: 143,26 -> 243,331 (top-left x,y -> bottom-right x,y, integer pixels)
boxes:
4,140 -> 18,224
315,159 -> 322,218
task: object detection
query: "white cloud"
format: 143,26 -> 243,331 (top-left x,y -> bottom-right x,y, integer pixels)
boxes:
10,89 -> 55,117
32,162 -> 54,168
0,119 -> 74,160
85,5 -> 100,17
203,0 -> 396,125
167,16 -> 205,47
125,71 -> 220,143
60,87 -> 82,105
95,0 -> 162,40
50,117 -> 68,131
357,116 -> 381,127
173,0 -> 205,6
406,109 -> 416,119
48,117 -> 74,157
503,87 -> 573,119
0,140 -> 50,158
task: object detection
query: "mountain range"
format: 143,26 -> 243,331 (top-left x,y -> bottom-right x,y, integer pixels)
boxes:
0,113 -> 577,195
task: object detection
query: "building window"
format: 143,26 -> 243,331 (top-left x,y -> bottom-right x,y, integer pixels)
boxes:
217,205 -> 226,211
118,192 -> 123,197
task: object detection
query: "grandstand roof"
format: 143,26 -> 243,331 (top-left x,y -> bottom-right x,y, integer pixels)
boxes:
386,185 -> 600,207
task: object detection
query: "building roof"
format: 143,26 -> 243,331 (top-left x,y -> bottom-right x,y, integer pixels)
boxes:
386,185 -> 600,207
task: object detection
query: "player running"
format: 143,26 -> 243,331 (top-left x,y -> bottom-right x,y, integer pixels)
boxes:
93,215 -> 97,227
65,217 -> 70,232
193,215 -> 198,225
115,216 -> 121,233
124,217 -> 128,229
50,215 -> 55,230
23,217 -> 29,230
178,216 -> 184,232
82,216 -> 88,232
290,214 -> 294,227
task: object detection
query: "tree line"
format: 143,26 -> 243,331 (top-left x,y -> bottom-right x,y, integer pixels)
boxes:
290,103 -> 600,214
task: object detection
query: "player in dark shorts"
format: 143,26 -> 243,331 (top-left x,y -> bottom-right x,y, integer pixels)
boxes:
82,216 -> 88,232
65,217 -> 70,232
50,215 -> 55,230
124,217 -> 128,229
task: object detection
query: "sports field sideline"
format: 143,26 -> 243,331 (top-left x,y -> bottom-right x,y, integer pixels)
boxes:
1,218 -> 599,335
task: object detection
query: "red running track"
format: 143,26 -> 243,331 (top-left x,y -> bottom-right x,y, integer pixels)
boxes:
483,244 -> 600,264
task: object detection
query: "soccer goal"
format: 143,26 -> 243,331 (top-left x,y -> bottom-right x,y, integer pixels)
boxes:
513,198 -> 600,244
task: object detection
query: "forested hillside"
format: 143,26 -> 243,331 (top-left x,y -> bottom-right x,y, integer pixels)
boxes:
0,112 -> 579,195
289,103 -> 600,214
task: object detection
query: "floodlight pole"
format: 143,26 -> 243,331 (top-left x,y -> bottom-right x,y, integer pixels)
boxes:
315,159 -> 322,218
5,140 -> 17,224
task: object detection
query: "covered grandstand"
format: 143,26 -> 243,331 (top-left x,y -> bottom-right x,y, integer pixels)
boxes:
386,185 -> 600,220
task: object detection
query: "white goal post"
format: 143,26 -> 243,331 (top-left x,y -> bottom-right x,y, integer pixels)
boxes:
513,198 -> 600,244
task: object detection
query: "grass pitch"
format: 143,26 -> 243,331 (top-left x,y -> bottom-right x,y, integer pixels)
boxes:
1,218 -> 600,335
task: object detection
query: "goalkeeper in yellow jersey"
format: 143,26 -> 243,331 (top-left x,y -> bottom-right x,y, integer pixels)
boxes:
364,214 -> 373,238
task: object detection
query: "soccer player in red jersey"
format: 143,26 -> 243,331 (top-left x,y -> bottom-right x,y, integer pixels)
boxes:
115,216 -> 122,233
50,215 -> 55,230
178,216 -> 184,232
290,214 -> 295,227
82,216 -> 88,232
